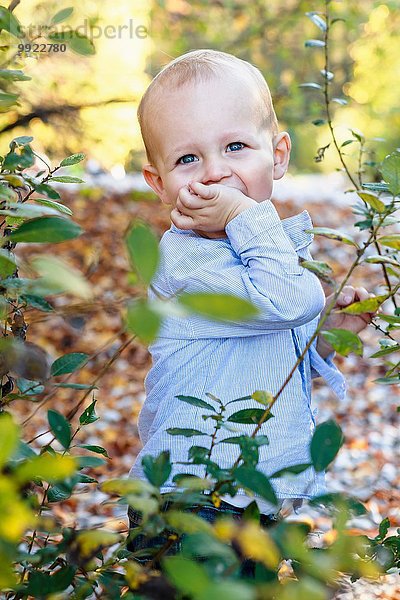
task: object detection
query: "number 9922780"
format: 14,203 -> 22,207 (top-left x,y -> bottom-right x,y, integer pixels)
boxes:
17,43 -> 67,55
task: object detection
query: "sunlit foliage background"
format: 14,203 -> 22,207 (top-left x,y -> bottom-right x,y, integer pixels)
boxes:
1,0 -> 399,173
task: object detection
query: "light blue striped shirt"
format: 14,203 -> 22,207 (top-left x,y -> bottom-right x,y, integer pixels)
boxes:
129,200 -> 346,512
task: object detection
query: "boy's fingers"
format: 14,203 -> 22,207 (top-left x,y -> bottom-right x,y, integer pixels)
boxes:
337,286 -> 355,305
189,181 -> 218,199
354,287 -> 369,302
170,207 -> 194,230
177,187 -> 206,210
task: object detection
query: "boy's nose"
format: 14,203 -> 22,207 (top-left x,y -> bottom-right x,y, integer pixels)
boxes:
201,157 -> 231,185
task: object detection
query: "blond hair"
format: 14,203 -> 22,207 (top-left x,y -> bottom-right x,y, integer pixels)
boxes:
137,49 -> 279,165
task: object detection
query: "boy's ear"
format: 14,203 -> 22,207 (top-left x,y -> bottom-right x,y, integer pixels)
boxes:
273,132 -> 291,181
142,164 -> 171,205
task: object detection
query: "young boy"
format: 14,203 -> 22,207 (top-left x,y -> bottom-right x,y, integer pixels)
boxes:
128,49 -> 373,534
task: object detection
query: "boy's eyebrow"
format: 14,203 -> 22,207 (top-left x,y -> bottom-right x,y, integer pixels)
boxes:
165,145 -> 189,165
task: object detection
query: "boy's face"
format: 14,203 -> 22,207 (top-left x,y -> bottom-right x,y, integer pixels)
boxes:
143,74 -> 290,229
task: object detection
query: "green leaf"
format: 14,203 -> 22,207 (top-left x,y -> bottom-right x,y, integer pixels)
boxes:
178,292 -> 259,321
78,445 -> 109,458
48,409 -> 72,449
357,192 -> 386,213
47,482 -> 73,502
305,227 -> 358,247
197,582 -> 255,600
173,475 -> 212,490
219,434 -> 269,447
188,446 -> 209,463
0,413 -> 19,467
0,69 -> 30,81
79,400 -> 99,425
54,383 -> 98,390
6,216 -> 82,243
234,466 -> 278,505
310,420 -> 343,472
373,375 -> 400,385
11,136 -> 34,147
2,151 -> 22,170
306,12 -> 327,31
380,151 -> 400,196
125,221 -> 159,284
0,6 -> 22,37
299,259 -> 334,284
15,453 -> 76,483
298,82 -> 323,90
377,235 -> 400,250
125,298 -> 161,343
309,493 -> 367,515
9,440 -> 36,465
16,377 -> 44,395
48,31 -> 95,55
377,315 -> 400,324
227,408 -> 271,424
339,295 -> 387,314
350,128 -> 365,143
0,202 -> 62,218
312,119 -> 327,126
51,176 -> 85,184
33,198 -> 73,216
20,294 -> 54,312
271,463 -> 311,478
30,256 -> 92,300
370,344 -> 400,358
76,530 -> 121,557
251,390 -> 273,406
0,248 -> 17,277
175,395 -> 217,412
0,92 -> 19,109
0,183 -> 17,201
365,255 -> 400,268
33,183 -> 61,199
77,456 -> 106,469
142,450 -> 171,486
321,328 -> 363,357
50,7 -> 74,25
166,428 -> 206,437
165,511 -> 213,534
378,517 -> 390,540
26,566 -> 76,596
50,352 -> 89,376
305,39 -> 325,47
59,153 -> 86,167
101,478 -> 154,496
362,182 -> 390,193
163,557 -> 210,597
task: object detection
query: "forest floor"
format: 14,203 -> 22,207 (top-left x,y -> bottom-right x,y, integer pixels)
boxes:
12,173 -> 400,599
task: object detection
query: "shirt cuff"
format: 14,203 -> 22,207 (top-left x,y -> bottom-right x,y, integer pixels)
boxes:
224,200 -> 282,251
309,343 -> 347,400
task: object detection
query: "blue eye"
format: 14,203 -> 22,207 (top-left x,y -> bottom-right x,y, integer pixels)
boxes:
227,142 -> 245,152
178,154 -> 197,165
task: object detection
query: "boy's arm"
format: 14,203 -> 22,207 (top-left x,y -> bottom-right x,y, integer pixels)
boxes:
161,199 -> 326,333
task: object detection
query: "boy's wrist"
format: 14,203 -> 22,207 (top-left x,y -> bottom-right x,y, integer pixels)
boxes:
224,196 -> 258,227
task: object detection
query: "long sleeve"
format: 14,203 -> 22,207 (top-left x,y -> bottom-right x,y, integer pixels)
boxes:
309,340 -> 347,400
154,201 -> 326,338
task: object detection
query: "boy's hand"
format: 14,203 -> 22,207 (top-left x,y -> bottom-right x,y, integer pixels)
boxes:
316,285 -> 377,358
170,181 -> 257,232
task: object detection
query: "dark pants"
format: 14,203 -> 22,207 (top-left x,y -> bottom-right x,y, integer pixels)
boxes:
127,499 -> 280,577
